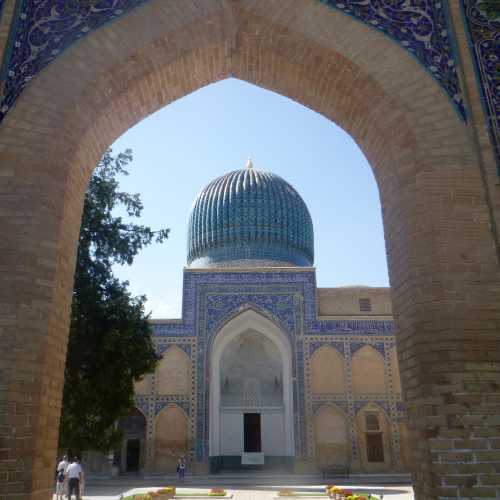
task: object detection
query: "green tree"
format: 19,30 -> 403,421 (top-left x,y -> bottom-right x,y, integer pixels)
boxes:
59,148 -> 168,454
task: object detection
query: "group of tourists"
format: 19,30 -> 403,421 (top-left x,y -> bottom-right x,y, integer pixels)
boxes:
55,455 -> 85,500
55,454 -> 185,497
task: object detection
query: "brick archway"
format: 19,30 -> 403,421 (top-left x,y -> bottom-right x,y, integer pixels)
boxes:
0,1 -> 499,499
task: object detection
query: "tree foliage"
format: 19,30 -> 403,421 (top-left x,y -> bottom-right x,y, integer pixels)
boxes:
59,148 -> 168,453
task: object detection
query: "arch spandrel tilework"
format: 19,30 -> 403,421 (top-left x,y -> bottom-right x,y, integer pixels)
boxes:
461,0 -> 500,170
0,0 -> 466,123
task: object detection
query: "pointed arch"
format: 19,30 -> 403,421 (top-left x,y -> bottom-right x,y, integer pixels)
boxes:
154,404 -> 188,473
352,345 -> 386,394
0,0 -> 494,496
313,403 -> 350,466
310,344 -> 345,394
209,308 -> 294,457
355,402 -> 392,472
156,345 -> 191,395
209,304 -> 288,346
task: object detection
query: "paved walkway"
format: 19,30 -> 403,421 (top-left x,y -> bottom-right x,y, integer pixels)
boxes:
59,483 -> 414,500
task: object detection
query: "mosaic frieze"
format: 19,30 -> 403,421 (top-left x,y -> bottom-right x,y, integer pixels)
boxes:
461,1 -> 500,168
0,1 -> 467,124
320,0 -> 466,120
152,324 -> 193,337
308,319 -> 395,335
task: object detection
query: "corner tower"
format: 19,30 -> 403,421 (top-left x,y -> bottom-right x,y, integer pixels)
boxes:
187,160 -> 314,267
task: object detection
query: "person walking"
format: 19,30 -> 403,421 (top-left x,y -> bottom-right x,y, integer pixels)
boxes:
176,456 -> 186,482
55,455 -> 69,500
65,457 -> 83,500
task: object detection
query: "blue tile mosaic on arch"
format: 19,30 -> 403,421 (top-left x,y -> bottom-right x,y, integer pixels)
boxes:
156,342 -> 192,358
319,0 -> 466,121
0,0 -> 149,119
0,0 -> 467,122
308,340 -> 345,356
461,1 -> 500,170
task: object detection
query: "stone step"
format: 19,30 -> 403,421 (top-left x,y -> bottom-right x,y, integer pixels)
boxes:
87,473 -> 411,486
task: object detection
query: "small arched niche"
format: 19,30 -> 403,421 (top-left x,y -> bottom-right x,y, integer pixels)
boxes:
154,404 -> 188,473
314,404 -> 350,467
355,403 -> 392,472
156,346 -> 191,395
352,345 -> 386,394
310,345 -> 345,394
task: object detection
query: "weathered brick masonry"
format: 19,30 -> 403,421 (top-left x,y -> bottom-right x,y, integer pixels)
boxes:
0,1 -> 499,499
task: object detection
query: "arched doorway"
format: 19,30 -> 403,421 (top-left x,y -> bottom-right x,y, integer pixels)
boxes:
210,309 -> 294,471
0,1 -> 498,498
117,407 -> 147,474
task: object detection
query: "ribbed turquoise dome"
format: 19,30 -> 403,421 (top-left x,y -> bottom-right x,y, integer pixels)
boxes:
187,162 -> 314,267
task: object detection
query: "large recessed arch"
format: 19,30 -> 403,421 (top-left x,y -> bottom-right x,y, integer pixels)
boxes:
0,1 -> 499,498
209,308 -> 295,458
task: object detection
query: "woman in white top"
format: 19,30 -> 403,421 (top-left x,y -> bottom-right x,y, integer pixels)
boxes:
55,455 -> 69,500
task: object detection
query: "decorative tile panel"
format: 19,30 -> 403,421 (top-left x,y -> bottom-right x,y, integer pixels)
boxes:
0,0 -> 149,120
461,1 -> 500,168
308,340 -> 345,355
148,268 -> 401,465
0,1 -> 466,123
320,0 -> 466,120
308,319 -> 395,335
155,399 -> 190,417
156,342 -> 192,358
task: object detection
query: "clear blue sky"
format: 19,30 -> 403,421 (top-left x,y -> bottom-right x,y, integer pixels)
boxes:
111,78 -> 388,318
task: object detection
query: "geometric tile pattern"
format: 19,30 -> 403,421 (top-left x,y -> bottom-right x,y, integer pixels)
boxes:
304,334 -> 403,465
0,0 -> 467,123
461,0 -> 500,168
146,268 -> 404,466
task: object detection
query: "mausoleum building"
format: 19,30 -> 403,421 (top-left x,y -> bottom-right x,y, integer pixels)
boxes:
86,161 -> 408,475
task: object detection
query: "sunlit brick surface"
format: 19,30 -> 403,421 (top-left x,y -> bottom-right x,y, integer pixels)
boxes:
0,1 -> 499,499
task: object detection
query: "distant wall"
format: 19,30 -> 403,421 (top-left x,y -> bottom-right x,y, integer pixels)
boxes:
317,287 -> 392,316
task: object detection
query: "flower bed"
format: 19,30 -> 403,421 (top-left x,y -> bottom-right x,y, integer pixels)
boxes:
121,486 -> 176,500
208,488 -> 227,496
325,486 -> 378,500
278,490 -> 295,497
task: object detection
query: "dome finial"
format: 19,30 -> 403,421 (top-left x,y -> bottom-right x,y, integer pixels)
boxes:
246,157 -> 254,169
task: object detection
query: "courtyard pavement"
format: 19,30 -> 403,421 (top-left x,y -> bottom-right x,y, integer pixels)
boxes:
55,481 -> 414,500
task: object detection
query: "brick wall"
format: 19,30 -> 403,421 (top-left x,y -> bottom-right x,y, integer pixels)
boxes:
0,1 -> 499,498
